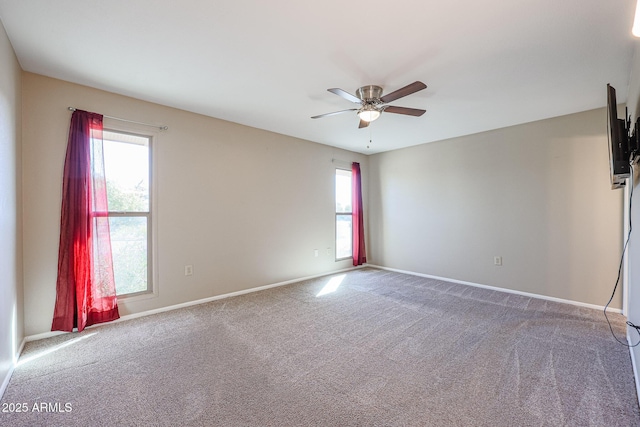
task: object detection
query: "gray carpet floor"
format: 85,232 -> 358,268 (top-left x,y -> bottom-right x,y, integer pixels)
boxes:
1,267 -> 639,426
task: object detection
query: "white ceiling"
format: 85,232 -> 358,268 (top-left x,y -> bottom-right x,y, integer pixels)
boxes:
0,0 -> 637,154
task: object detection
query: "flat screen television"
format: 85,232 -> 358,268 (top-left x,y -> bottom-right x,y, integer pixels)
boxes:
607,83 -> 630,189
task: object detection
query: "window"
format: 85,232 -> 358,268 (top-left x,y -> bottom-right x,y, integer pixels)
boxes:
336,168 -> 352,260
102,130 -> 152,296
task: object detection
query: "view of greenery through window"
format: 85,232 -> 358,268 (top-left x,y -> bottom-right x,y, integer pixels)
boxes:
103,131 -> 150,296
336,169 -> 352,259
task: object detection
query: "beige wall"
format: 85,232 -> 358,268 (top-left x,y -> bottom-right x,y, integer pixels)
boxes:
0,20 -> 23,391
21,73 -> 367,336
368,108 -> 623,307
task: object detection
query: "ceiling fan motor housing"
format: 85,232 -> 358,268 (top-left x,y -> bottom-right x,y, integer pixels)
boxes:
356,85 -> 383,102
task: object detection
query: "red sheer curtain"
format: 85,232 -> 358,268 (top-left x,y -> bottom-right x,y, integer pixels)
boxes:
52,110 -> 120,332
352,162 -> 367,266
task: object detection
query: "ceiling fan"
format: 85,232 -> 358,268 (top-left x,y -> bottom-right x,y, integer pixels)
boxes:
311,81 -> 427,128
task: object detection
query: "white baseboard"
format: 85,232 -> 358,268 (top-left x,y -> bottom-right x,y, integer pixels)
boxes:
16,337 -> 26,363
368,264 -> 623,314
0,365 -> 13,400
24,265 -> 364,343
629,334 -> 640,408
0,337 -> 26,400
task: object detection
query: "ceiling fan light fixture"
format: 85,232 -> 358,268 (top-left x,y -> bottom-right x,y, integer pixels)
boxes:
358,107 -> 381,122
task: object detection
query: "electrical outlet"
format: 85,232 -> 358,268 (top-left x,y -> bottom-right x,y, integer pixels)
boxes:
185,265 -> 193,276
494,256 -> 502,266
314,249 -> 319,257
326,247 -> 331,256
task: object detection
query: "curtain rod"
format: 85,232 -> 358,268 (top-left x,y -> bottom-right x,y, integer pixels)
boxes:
68,107 -> 168,131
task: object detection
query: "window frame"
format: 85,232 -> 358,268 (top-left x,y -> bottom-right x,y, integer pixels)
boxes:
335,167 -> 353,261
102,127 -> 156,300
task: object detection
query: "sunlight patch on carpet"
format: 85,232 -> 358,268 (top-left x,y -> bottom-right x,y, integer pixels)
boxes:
316,275 -> 345,297
17,333 -> 97,367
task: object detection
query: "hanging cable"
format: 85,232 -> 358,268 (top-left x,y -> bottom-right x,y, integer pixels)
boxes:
605,161 -> 640,347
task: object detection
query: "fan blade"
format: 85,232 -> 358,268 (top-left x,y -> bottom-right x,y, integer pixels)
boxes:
328,88 -> 362,104
380,81 -> 427,103
311,109 -> 358,119
383,106 -> 426,117
358,119 -> 370,129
